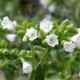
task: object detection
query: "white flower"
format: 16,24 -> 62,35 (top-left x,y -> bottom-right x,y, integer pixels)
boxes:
45,34 -> 58,47
23,62 -> 32,74
63,41 -> 76,52
25,28 -> 38,41
22,35 -> 27,42
40,19 -> 53,33
76,43 -> 80,49
71,33 -> 80,43
5,34 -> 17,43
48,4 -> 56,13
1,16 -> 15,31
71,33 -> 80,48
39,0 -> 50,8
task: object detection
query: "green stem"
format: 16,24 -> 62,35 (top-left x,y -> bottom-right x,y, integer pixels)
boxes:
28,44 -> 35,80
30,44 -> 35,71
39,48 -> 49,64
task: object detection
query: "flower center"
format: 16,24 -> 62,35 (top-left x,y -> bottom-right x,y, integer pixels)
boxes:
31,33 -> 34,36
65,44 -> 69,48
50,38 -> 53,43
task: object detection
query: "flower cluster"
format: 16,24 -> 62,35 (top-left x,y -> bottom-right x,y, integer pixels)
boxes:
22,19 -> 80,53
0,17 -> 80,76
1,16 -> 17,43
63,28 -> 80,52
23,19 -> 58,47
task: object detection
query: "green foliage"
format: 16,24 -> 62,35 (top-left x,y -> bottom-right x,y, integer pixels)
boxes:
0,17 -> 80,80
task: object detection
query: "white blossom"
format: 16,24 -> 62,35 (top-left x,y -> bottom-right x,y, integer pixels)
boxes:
39,0 -> 50,8
23,62 -> 32,74
25,28 -> 38,41
71,33 -> 80,43
1,16 -> 15,31
5,34 -> 17,43
40,19 -> 53,33
71,33 -> 80,49
63,41 -> 76,52
48,4 -> 56,13
45,34 -> 58,47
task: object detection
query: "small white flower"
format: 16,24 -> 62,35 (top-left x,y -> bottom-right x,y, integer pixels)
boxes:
5,34 -> 17,43
45,34 -> 58,47
40,19 -> 53,33
48,4 -> 56,13
25,28 -> 38,41
23,62 -> 32,74
76,43 -> 80,49
22,35 -> 27,42
71,33 -> 80,43
39,0 -> 50,8
63,41 -> 76,52
71,33 -> 80,48
1,16 -> 15,31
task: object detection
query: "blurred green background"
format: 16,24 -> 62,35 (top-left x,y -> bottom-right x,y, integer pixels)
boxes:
0,0 -> 80,25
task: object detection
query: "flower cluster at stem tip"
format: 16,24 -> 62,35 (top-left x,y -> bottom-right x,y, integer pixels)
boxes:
23,19 -> 58,47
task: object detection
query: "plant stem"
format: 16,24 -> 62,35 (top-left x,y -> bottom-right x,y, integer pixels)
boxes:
39,48 -> 49,64
28,44 -> 35,80
31,44 -> 35,71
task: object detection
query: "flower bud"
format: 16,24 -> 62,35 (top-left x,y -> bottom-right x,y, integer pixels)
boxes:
22,35 -> 27,42
64,30 -> 68,35
19,50 -> 27,57
11,48 -> 18,55
66,24 -> 74,30
18,30 -> 25,36
33,46 -> 45,51
60,19 -> 70,32
0,39 -> 8,48
53,29 -> 58,35
42,40 -> 46,44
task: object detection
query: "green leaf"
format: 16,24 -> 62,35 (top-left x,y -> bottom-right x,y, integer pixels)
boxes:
16,25 -> 25,31
34,64 -> 45,80
22,20 -> 28,29
60,19 -> 70,32
0,60 -> 9,69
18,30 -> 25,36
35,24 -> 39,30
23,55 -> 33,61
39,30 -> 46,38
10,48 -> 18,57
33,46 -> 45,51
19,50 -> 27,57
0,39 -> 8,48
